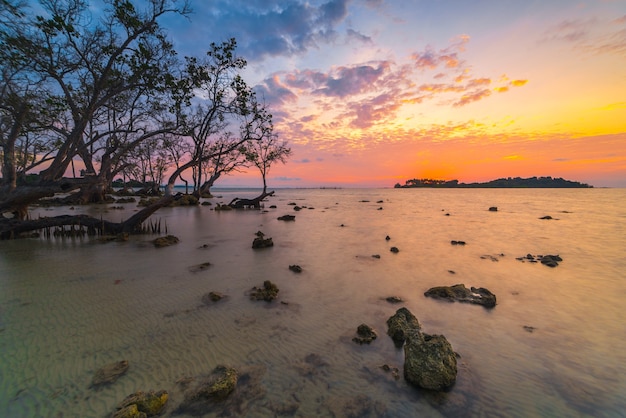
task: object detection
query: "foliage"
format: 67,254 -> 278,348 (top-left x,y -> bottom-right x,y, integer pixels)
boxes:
394,176 -> 592,188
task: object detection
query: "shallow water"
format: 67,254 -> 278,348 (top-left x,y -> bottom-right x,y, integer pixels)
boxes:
1,188 -> 625,417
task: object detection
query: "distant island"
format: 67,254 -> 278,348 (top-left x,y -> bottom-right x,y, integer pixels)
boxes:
394,176 -> 593,188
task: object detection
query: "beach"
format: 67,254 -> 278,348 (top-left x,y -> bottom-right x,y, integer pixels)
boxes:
1,188 -> 625,417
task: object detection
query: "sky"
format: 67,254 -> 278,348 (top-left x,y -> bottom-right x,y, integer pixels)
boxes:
152,1 -> 624,187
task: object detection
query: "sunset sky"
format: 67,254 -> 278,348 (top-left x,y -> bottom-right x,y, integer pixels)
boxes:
166,0 -> 626,187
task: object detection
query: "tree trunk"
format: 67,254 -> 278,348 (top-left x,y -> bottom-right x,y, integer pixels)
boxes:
0,194 -> 178,239
228,190 -> 274,209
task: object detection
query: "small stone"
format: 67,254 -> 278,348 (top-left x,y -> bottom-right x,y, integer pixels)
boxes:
289,265 -> 303,273
153,235 -> 179,248
390,247 -> 399,253
352,324 -> 377,344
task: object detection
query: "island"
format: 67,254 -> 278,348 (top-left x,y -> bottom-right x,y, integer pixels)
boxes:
394,176 -> 592,188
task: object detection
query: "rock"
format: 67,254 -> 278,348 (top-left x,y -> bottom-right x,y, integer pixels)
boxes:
293,206 -> 302,211
450,240 -> 466,245
277,214 -> 296,221
153,235 -> 179,248
252,231 -> 273,249
517,253 -> 563,267
214,204 -> 232,211
390,246 -> 399,253
289,265 -> 302,273
424,284 -> 496,308
386,307 -> 421,347
489,206 -> 498,211
112,404 -> 146,418
380,364 -> 400,380
385,296 -> 403,304
114,390 -> 168,417
185,366 -> 238,402
91,360 -> 129,387
385,235 -> 391,241
540,254 -> 562,267
189,262 -> 211,273
352,323 -> 377,345
371,254 -> 381,259
404,332 -> 457,391
539,215 -> 553,220
201,291 -> 225,304
250,280 -> 279,302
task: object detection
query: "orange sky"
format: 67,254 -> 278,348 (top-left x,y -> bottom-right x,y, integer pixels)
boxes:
170,1 -> 626,187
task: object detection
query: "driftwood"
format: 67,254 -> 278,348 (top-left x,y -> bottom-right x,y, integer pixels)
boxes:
0,194 -> 178,239
228,191 -> 274,209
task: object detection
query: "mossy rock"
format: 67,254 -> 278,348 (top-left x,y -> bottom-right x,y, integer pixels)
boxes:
112,404 -> 147,418
387,307 -> 421,347
115,390 -> 168,417
186,366 -> 238,402
170,194 -> 199,206
153,235 -> 179,248
352,323 -> 377,344
250,280 -> 279,302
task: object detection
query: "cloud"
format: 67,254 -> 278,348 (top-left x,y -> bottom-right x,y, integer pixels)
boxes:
411,35 -> 470,70
272,62 -> 391,99
255,75 -> 298,105
543,17 -> 626,57
185,0 -> 351,61
510,79 -> 528,87
313,62 -> 390,98
346,28 -> 373,44
453,89 -> 492,107
274,176 -> 302,181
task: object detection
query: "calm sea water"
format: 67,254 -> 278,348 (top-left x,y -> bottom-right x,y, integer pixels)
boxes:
0,188 -> 625,417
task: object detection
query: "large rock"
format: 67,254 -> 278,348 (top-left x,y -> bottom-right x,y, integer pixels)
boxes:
403,331 -> 457,391
424,284 -> 496,308
386,307 -> 421,347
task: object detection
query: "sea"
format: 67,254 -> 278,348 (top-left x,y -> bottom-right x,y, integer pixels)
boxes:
0,187 -> 625,418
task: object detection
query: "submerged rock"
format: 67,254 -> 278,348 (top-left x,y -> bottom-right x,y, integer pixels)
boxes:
201,291 -> 226,304
424,284 -> 496,308
352,324 -> 377,345
153,235 -> 179,248
404,332 -> 457,391
277,214 -> 296,221
385,296 -> 403,304
91,360 -> 129,388
188,262 -> 211,273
